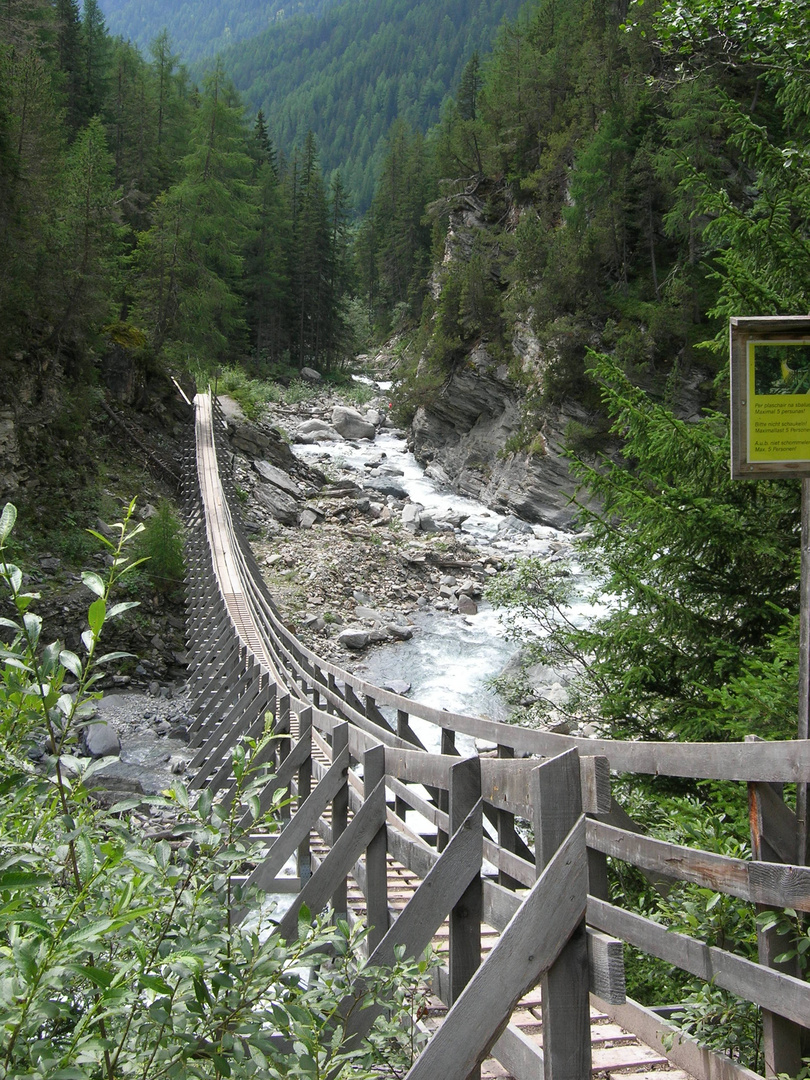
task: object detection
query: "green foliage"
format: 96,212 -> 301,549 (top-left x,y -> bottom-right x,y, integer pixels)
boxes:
134,500 -> 185,597
0,503 -> 434,1077
488,354 -> 801,743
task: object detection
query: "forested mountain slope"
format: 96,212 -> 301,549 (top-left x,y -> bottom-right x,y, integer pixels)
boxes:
98,0 -> 336,62
219,0 -> 526,205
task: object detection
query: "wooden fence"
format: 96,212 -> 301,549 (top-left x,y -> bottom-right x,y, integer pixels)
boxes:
183,390 -> 810,1080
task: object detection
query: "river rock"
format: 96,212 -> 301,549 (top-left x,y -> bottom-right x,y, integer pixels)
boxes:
401,502 -> 424,531
332,405 -> 376,441
81,719 -> 122,758
229,419 -> 298,470
363,476 -> 409,499
299,508 -> 322,529
296,418 -> 343,442
457,594 -> 478,615
338,627 -> 371,649
254,483 -> 300,525
254,459 -> 300,497
387,623 -> 414,640
355,604 -> 385,623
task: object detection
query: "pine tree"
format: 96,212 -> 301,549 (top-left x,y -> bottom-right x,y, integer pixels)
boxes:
80,0 -> 109,122
131,62 -> 256,371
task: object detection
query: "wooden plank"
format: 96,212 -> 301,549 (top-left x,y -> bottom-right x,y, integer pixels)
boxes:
587,818 -> 810,911
297,708 -> 313,882
385,746 -> 453,789
587,896 -> 810,1028
593,995 -> 764,1080
276,781 -> 388,942
491,1022 -> 544,1080
404,819 -> 587,1080
533,751 -> 590,1080
586,930 -> 626,1006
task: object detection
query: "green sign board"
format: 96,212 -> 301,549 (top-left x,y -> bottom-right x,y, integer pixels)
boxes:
730,316 -> 810,478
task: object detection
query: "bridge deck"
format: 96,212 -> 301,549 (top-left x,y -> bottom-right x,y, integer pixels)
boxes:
186,389 -> 794,1080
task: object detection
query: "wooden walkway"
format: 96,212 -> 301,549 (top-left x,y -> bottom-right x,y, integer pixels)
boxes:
182,389 -> 810,1080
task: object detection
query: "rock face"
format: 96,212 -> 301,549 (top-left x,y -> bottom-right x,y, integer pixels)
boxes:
409,347 -> 587,529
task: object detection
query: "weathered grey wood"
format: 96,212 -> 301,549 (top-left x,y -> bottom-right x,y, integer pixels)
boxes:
586,930 -> 626,1005
277,781 -> 388,942
364,743 -> 389,953
482,837 -> 535,889
588,818 -> 810,910
404,819 -> 587,1080
241,747 -> 350,897
237,727 -> 313,829
593,995 -> 765,1080
494,745 -> 521,890
449,757 -> 482,1017
749,771 -> 805,1078
341,801 -> 484,1048
331,722 -> 349,921
492,1023 -> 544,1080
386,822 -> 441,882
798,479 -> 810,868
195,684 -> 276,796
383,747 -> 453,789
297,707 -> 313,882
587,896 -> 810,1028
533,750 -> 590,1080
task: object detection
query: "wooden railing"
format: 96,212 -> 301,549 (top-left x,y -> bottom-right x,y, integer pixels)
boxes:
184,390 -> 810,1080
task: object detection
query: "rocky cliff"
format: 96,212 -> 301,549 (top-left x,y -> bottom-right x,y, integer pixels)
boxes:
408,346 -> 595,530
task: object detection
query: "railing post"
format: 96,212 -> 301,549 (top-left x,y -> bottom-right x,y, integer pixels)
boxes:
448,758 -> 482,997
364,743 -> 389,953
331,721 -> 349,923
297,708 -> 313,884
438,729 -> 457,852
533,748 -> 590,1080
496,744 -> 521,890
747,736 -> 805,1077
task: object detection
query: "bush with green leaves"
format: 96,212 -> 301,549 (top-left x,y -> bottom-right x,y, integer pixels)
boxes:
0,502 -> 433,1079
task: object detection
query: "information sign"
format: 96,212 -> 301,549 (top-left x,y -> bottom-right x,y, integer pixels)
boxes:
730,316 -> 810,478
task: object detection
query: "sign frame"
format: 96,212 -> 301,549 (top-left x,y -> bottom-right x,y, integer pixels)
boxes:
730,315 -> 810,479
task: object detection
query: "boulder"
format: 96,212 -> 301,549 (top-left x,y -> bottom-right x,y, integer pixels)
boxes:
332,405 -> 376,441
229,419 -> 298,469
402,502 -> 424,532
254,483 -> 300,525
254,459 -> 299,497
337,627 -> 371,650
300,367 -> 322,382
295,419 -> 343,443
457,594 -> 478,616
363,476 -> 409,499
387,623 -> 414,640
299,508 -> 322,530
81,720 -> 121,759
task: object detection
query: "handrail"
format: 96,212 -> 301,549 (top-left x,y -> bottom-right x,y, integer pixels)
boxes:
187,390 -> 810,1080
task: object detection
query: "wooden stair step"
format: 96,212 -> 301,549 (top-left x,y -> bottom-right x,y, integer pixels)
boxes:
592,1044 -> 668,1072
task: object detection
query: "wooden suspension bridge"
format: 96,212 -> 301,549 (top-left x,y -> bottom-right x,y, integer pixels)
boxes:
183,389 -> 810,1080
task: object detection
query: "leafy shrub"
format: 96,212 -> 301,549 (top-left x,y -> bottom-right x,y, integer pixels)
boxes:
0,502 -> 433,1079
